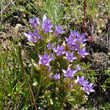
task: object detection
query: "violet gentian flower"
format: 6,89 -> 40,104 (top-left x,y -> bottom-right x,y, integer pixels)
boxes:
76,33 -> 88,44
62,66 -> 77,78
70,42 -> 80,50
34,29 -> 43,40
47,42 -> 54,50
83,80 -> 89,86
83,83 -> 95,95
29,17 -> 40,27
69,31 -> 78,39
54,73 -> 60,80
23,32 -> 37,42
65,36 -> 80,50
76,32 -> 84,38
55,25 -> 65,35
75,76 -> 85,86
78,33 -> 86,39
42,15 -> 47,24
68,84 -> 72,89
78,47 -> 90,58
38,52 -> 53,66
68,31 -> 88,45
65,52 -> 77,62
81,38 -> 88,43
76,65 -> 81,71
41,15 -> 53,32
24,29 -> 43,42
65,35 -> 75,46
53,45 -> 65,56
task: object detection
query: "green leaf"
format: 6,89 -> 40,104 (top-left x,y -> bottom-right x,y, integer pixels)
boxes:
27,42 -> 35,46
105,78 -> 110,83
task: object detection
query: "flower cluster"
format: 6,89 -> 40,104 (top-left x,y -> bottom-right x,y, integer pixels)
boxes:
23,15 -> 95,107
75,76 -> 95,95
23,29 -> 42,43
65,31 -> 89,57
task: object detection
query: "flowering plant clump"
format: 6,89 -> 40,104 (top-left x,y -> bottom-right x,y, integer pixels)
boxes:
23,15 -> 95,109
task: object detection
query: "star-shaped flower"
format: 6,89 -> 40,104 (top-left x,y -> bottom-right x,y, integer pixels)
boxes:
41,15 -> 53,32
70,42 -> 80,50
55,25 -> 65,35
69,31 -> 78,39
23,32 -> 37,42
65,52 -> 77,62
65,35 -> 75,46
29,17 -> 40,27
76,65 -> 81,71
23,29 -> 42,42
78,47 -> 90,58
38,52 -> 53,66
53,45 -> 65,56
54,73 -> 60,80
47,42 -> 54,50
76,33 -> 88,44
34,29 -> 43,39
75,76 -> 85,85
83,83 -> 95,95
62,66 -> 77,78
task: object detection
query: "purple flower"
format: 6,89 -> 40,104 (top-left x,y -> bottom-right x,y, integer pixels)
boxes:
76,65 -> 81,71
23,32 -> 37,42
83,80 -> 89,86
70,31 -> 85,40
49,74 -> 53,78
47,42 -> 54,50
80,33 -> 88,41
65,35 -> 75,46
41,15 -> 53,32
78,47 -> 90,58
62,66 -> 77,78
69,31 -> 78,39
29,17 -> 40,27
70,42 -> 80,50
34,29 -> 38,36
65,36 -> 80,50
38,52 -> 53,66
23,29 -> 43,42
66,31 -> 88,49
53,45 -> 65,56
73,32 -> 88,45
76,33 -> 88,44
75,76 -> 85,85
55,25 -> 65,35
68,84 -> 72,89
34,29 -> 43,39
54,73 -> 60,80
38,35 -> 43,39
65,52 -> 77,62
78,33 -> 86,38
83,83 -> 95,95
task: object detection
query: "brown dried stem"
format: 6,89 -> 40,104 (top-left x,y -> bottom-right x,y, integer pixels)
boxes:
84,0 -> 87,31
18,44 -> 37,110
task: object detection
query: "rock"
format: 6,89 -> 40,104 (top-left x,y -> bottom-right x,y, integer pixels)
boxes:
91,52 -> 110,73
90,34 -> 109,53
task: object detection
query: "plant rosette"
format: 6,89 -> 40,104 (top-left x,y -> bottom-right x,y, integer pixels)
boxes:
23,15 -> 95,108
